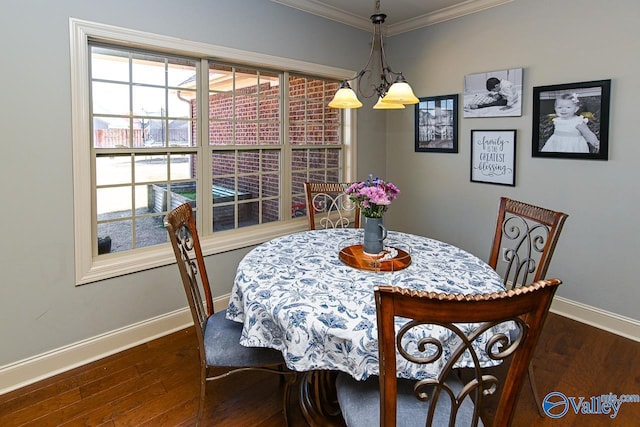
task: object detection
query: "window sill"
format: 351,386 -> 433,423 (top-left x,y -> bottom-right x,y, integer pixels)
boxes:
75,219 -> 309,286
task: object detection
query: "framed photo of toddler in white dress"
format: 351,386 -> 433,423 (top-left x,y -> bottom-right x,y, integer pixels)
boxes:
532,80 -> 610,160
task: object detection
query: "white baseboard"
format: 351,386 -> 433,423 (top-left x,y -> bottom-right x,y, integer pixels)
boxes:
0,295 -> 232,396
0,307 -> 195,396
550,296 -> 640,342
1,295 -> 637,396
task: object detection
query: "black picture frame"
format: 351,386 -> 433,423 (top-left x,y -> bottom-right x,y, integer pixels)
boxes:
415,94 -> 458,153
470,129 -> 517,186
532,79 -> 610,160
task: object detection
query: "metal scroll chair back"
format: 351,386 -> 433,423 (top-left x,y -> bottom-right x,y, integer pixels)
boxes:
165,203 -> 290,426
487,198 -> 568,417
488,197 -> 568,290
165,203 -> 212,336
335,279 -> 562,427
304,182 -> 360,230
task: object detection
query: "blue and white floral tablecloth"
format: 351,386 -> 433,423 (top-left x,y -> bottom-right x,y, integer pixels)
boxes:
226,228 -> 511,380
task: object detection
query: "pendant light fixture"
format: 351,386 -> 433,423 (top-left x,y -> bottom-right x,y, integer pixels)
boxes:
328,0 -> 419,110
373,96 -> 405,110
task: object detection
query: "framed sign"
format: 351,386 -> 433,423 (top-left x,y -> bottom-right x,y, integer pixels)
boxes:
415,94 -> 458,153
470,129 -> 516,186
532,79 -> 610,160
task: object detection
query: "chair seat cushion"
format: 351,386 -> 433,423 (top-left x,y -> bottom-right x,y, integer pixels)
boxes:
204,310 -> 284,367
336,372 -> 481,427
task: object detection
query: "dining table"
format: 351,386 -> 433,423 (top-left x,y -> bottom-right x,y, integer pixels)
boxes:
226,227 -> 512,425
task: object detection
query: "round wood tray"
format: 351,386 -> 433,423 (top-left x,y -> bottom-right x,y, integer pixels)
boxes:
338,244 -> 411,272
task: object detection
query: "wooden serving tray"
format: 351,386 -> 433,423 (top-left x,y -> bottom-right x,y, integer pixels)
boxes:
338,244 -> 411,272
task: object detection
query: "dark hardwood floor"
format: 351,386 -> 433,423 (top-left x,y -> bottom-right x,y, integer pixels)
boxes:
1,313 -> 639,426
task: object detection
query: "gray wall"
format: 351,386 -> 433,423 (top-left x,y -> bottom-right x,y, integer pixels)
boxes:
0,0 -> 383,366
384,0 -> 640,320
2,0 -> 636,371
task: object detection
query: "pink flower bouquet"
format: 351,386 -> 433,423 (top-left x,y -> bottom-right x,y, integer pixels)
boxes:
345,176 -> 400,218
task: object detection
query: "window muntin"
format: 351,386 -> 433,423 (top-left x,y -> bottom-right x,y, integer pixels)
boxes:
72,19 -> 355,284
210,148 -> 281,231
288,75 -> 342,218
208,64 -> 281,146
89,47 -> 345,250
90,45 -> 198,254
94,152 -> 197,253
206,64 -> 284,231
91,46 -> 197,150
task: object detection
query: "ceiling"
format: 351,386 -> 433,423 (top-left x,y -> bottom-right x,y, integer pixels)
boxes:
271,0 -> 512,35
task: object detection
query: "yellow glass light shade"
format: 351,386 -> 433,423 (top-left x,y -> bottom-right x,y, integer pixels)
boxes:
328,84 -> 363,109
382,79 -> 419,105
373,96 -> 405,109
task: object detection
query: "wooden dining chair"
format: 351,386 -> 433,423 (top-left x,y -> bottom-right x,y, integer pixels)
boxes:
304,182 -> 360,230
488,197 -> 568,415
336,279 -> 562,427
489,197 -> 568,290
165,203 -> 293,426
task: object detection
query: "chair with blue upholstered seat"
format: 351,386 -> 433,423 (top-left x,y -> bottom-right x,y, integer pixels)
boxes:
336,279 -> 562,427
488,197 -> 568,416
165,202 -> 293,426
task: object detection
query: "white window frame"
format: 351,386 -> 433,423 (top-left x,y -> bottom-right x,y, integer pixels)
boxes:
70,18 -> 357,285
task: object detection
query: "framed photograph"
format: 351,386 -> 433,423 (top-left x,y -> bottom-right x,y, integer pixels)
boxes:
532,79 -> 610,160
415,94 -> 458,153
463,68 -> 523,118
470,129 -> 517,186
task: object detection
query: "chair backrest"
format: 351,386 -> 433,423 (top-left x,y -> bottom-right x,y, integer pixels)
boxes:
488,197 -> 568,289
375,279 -> 562,427
304,182 -> 360,230
164,203 -> 213,361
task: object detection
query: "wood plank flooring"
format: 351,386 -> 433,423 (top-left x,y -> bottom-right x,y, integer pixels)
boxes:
1,313 -> 638,426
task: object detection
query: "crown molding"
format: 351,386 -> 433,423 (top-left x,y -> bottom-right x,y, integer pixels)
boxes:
272,0 -> 371,31
271,0 -> 513,36
387,0 -> 513,36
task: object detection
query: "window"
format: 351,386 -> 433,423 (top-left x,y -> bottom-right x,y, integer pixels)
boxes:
207,64 -> 283,232
70,19 -> 355,284
91,46 -> 197,253
289,74 -> 344,217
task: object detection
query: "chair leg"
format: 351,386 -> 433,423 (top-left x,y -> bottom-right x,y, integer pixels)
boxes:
196,373 -> 207,427
527,362 -> 545,417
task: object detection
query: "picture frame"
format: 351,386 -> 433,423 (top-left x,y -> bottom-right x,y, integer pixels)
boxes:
415,94 -> 458,153
470,129 -> 517,186
463,68 -> 523,118
532,79 -> 610,160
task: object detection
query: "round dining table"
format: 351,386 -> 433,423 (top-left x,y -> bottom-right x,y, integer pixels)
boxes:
226,228 -> 511,379
226,228 -> 512,426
